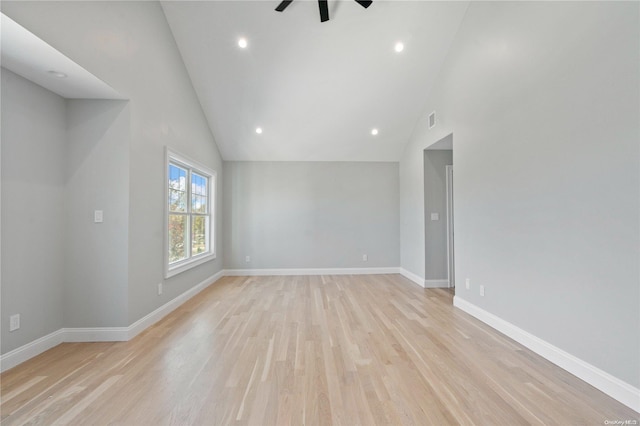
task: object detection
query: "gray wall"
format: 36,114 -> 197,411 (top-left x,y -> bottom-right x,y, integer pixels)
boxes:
3,1 -> 226,326
64,100 -> 130,327
224,162 -> 399,269
400,2 -> 639,387
1,69 -> 66,353
423,149 -> 452,281
1,70 -> 132,351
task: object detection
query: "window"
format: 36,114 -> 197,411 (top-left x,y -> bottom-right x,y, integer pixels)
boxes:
165,149 -> 216,277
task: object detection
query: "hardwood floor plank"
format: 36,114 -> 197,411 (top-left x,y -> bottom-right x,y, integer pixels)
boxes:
0,376 -> 46,407
1,274 -> 638,425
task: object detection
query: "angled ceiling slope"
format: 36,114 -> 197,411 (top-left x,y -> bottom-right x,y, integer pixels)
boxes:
1,13 -> 123,99
162,1 -> 469,161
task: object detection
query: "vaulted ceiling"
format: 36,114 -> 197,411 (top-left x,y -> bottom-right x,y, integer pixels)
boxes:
161,1 -> 468,161
2,1 -> 469,162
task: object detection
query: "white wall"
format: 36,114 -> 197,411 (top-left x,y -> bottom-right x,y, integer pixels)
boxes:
400,2 -> 639,387
2,1 -> 226,326
1,69 -> 66,353
224,161 -> 399,270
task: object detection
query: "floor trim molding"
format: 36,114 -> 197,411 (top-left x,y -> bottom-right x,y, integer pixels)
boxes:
64,327 -> 128,342
453,295 -> 640,412
2,268 -> 397,372
0,270 -> 225,373
128,269 -> 225,340
424,279 -> 449,288
5,270 -> 637,414
224,267 -> 400,276
0,329 -> 65,373
399,268 -> 425,288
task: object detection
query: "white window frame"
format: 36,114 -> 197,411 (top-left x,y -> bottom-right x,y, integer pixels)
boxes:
165,147 -> 216,278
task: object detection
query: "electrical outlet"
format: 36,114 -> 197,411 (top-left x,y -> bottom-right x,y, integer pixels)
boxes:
465,278 -> 470,290
9,314 -> 20,332
94,210 -> 103,223
158,283 -> 163,295
362,254 -> 368,262
480,285 -> 485,297
245,255 -> 251,263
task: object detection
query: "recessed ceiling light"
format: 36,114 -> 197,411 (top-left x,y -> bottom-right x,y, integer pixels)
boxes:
394,42 -> 404,53
47,70 -> 67,78
238,38 -> 248,49
371,128 -> 379,136
255,127 -> 263,134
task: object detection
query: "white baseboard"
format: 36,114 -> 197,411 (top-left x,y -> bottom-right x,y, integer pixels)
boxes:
0,270 -> 225,373
424,279 -> 449,288
7,270 -> 637,413
2,267 -> 394,372
399,268 -> 425,288
453,296 -> 640,413
64,327 -> 128,342
128,269 -> 225,340
224,267 -> 400,276
0,329 -> 65,373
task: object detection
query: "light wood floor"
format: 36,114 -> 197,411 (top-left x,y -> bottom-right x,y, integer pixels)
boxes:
1,274 -> 638,425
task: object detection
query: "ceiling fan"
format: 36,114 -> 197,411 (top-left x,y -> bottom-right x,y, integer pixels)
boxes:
275,0 -> 373,23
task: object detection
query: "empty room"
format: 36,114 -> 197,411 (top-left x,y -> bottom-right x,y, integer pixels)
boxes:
1,1 -> 638,424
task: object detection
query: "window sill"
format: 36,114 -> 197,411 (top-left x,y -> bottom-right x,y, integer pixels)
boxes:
165,252 -> 216,278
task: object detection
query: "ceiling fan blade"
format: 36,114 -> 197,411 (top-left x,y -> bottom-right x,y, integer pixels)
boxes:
275,0 -> 293,12
354,0 -> 373,8
318,0 -> 329,22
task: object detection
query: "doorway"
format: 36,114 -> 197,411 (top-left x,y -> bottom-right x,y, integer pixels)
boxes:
446,165 -> 454,288
423,134 -> 453,288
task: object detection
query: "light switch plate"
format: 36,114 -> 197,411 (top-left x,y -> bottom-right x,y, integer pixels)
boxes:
94,210 -> 104,223
430,213 -> 439,221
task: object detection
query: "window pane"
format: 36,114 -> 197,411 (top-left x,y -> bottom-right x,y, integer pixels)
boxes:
191,172 -> 208,214
192,174 -> 200,196
192,194 -> 207,214
169,164 -> 187,191
169,164 -> 188,213
192,216 -> 208,256
168,214 -> 188,263
193,172 -> 207,198
169,189 -> 187,213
